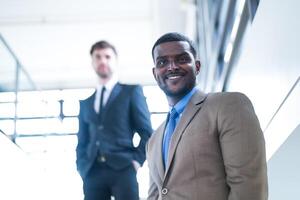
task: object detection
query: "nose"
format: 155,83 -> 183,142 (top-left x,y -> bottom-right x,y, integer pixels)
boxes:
167,60 -> 178,71
98,57 -> 108,65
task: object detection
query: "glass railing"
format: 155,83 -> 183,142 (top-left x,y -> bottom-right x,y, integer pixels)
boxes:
0,34 -> 16,92
0,33 -> 37,142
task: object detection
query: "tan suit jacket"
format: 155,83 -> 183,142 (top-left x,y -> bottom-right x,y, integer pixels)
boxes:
146,91 -> 268,200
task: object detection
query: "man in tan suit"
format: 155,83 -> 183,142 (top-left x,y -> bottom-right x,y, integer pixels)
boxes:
147,32 -> 268,200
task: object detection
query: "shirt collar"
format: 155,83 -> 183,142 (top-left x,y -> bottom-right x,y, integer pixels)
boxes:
96,75 -> 118,92
171,87 -> 197,115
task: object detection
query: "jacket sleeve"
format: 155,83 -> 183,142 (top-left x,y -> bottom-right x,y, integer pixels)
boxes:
146,142 -> 159,200
218,93 -> 268,200
76,101 -> 89,178
130,85 -> 153,165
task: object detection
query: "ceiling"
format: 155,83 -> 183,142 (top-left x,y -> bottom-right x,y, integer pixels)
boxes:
0,0 -> 196,91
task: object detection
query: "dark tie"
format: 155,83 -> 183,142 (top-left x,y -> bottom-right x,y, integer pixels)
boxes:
99,86 -> 106,116
162,108 -> 178,168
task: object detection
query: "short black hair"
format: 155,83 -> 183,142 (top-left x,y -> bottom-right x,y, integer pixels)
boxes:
90,40 -> 118,56
151,32 -> 197,59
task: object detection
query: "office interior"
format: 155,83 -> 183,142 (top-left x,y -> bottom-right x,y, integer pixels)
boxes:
0,0 -> 299,199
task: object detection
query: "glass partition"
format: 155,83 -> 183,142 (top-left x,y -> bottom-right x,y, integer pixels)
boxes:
0,35 -> 16,92
0,34 -> 37,141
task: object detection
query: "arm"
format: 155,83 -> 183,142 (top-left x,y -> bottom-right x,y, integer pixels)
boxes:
130,85 -> 153,166
76,101 -> 89,178
146,142 -> 159,200
218,93 -> 268,200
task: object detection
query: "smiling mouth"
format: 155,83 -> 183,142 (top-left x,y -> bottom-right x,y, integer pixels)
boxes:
166,73 -> 184,80
168,76 -> 181,80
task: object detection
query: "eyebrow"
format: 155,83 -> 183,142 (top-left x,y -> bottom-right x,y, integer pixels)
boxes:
156,52 -> 190,61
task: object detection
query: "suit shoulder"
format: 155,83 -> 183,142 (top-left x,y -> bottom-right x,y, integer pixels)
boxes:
208,92 -> 251,103
80,92 -> 95,105
119,83 -> 141,90
120,84 -> 144,97
206,92 -> 255,114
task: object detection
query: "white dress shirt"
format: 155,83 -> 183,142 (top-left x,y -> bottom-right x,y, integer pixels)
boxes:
94,76 -> 118,113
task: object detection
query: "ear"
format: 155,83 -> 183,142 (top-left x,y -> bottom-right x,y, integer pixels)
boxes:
195,60 -> 201,74
152,67 -> 158,81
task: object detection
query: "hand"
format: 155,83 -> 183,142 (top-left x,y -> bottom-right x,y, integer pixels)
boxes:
132,160 -> 141,172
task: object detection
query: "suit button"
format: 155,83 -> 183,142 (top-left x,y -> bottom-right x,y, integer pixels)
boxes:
98,125 -> 104,130
95,141 -> 100,146
97,155 -> 106,162
162,188 -> 168,195
100,156 -> 106,162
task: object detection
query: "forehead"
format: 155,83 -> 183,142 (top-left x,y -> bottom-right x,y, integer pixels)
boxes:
92,48 -> 116,56
153,41 -> 191,60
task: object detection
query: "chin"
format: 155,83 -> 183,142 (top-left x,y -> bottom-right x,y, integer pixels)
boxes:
98,73 -> 109,79
164,88 -> 186,98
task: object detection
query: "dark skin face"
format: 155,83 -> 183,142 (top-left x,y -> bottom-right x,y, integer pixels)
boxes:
152,41 -> 201,106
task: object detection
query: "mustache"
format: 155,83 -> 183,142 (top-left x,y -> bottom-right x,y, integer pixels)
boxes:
165,71 -> 185,77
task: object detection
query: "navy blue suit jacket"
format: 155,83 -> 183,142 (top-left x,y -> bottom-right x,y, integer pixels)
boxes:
76,83 -> 152,179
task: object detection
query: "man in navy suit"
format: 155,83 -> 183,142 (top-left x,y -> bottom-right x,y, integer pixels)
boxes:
76,40 -> 152,200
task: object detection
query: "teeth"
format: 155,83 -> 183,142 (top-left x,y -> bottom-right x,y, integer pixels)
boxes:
168,75 -> 181,80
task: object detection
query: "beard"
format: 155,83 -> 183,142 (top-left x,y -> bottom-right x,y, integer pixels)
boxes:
96,70 -> 112,79
159,78 -> 196,99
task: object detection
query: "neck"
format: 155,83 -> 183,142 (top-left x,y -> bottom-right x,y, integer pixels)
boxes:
98,74 -> 113,85
167,97 -> 181,107
99,78 -> 110,85
166,87 -> 195,106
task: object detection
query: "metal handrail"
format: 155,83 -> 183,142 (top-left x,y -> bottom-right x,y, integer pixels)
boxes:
0,34 -> 38,91
0,33 -> 39,142
264,76 -> 300,133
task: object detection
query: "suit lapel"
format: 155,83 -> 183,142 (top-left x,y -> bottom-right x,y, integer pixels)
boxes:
101,83 -> 122,117
86,92 -> 99,122
164,90 -> 207,178
154,121 -> 167,181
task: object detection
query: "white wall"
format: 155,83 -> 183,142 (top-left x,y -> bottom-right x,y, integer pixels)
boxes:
267,125 -> 300,200
226,0 -> 300,129
225,0 -> 300,198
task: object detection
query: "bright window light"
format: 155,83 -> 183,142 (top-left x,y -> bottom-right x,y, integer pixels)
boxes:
16,118 -> 61,135
14,135 -> 83,200
63,100 -> 79,116
143,85 -> 169,113
151,113 -> 168,130
230,0 -> 246,40
60,117 -> 78,134
61,88 -> 95,101
0,92 -> 15,102
17,101 -> 60,118
224,0 -> 246,64
132,133 -> 141,147
0,103 -> 15,118
20,90 -> 62,102
0,86 -> 171,200
224,42 -> 233,63
0,120 -> 14,135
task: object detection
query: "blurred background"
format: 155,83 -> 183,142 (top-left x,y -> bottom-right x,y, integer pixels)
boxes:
0,0 -> 299,199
